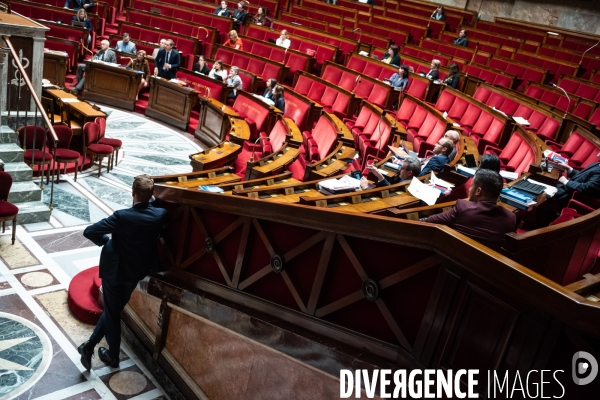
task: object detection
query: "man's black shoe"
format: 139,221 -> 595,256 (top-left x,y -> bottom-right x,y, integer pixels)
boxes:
98,347 -> 119,368
78,341 -> 94,371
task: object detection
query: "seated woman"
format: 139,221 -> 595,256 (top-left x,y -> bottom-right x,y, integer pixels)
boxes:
226,66 -> 243,99
130,50 -> 150,101
71,9 -> 93,46
273,85 -> 285,112
427,59 -> 441,80
380,45 -> 401,67
193,55 -> 210,75
223,30 -> 243,51
252,7 -> 271,26
443,63 -> 460,89
431,6 -> 446,21
384,65 -> 410,91
209,60 -> 228,81
263,78 -> 276,101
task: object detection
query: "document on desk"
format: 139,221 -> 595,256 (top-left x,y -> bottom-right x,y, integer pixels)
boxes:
61,98 -> 80,103
407,177 -> 440,206
430,172 -> 455,188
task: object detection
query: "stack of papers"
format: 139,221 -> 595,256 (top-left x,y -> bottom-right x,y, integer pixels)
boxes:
430,172 -> 454,189
407,177 -> 440,206
318,175 -> 361,194
500,170 -> 519,181
456,165 -> 476,177
513,116 -> 530,126
199,186 -> 224,193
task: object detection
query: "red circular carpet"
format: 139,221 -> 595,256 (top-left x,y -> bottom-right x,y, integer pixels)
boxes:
68,266 -> 103,324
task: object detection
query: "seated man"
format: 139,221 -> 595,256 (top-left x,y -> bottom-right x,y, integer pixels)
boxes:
444,130 -> 460,161
214,1 -> 230,17
276,30 -> 291,49
115,33 -> 137,54
368,156 -> 421,187
426,169 -> 517,249
65,0 -> 93,11
535,154 -> 600,226
419,138 -> 454,176
232,2 -> 247,29
453,29 -> 468,47
71,39 -> 116,95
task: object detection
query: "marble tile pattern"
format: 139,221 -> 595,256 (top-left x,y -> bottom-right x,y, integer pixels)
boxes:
16,270 -> 58,290
33,230 -> 95,254
0,236 -> 41,269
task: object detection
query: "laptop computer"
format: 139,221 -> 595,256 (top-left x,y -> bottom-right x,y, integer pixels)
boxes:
268,38 -> 277,44
71,21 -> 86,28
401,140 -> 418,158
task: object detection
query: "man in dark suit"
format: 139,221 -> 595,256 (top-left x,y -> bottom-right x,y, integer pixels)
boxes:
153,39 -> 180,80
71,40 -> 116,95
214,0 -> 230,17
426,169 -> 517,249
453,29 -> 468,47
419,138 -> 454,176
368,156 -> 421,187
78,175 -> 168,369
536,156 -> 600,226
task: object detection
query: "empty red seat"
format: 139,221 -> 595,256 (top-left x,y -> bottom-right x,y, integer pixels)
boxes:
301,115 -> 338,162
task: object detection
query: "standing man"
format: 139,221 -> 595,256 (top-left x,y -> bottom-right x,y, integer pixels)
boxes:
115,33 -> 137,54
64,0 -> 93,11
78,175 -> 168,370
71,39 -> 116,95
151,38 -> 167,58
154,39 -> 180,80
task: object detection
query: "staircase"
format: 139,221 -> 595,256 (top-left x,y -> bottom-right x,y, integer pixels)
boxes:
0,126 -> 52,224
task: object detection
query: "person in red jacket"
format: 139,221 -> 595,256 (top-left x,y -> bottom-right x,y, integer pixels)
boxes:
426,169 -> 517,249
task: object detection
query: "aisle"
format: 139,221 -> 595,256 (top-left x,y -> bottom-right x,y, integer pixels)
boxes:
0,106 -> 203,400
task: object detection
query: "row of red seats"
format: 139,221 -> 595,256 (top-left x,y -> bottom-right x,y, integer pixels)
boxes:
483,127 -> 538,174
214,46 -> 287,86
293,72 -> 356,120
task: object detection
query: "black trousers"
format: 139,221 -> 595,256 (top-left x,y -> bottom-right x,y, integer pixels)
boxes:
88,278 -> 138,358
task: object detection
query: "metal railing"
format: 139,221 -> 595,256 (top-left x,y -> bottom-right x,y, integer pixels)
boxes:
3,35 -> 56,209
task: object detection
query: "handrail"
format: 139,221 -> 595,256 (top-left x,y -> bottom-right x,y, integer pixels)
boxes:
154,184 -> 600,336
3,35 -> 56,208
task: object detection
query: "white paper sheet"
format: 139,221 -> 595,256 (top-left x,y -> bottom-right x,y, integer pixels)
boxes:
407,177 -> 440,206
430,172 -> 455,188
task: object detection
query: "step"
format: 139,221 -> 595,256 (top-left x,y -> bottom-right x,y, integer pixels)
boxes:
0,143 -> 24,163
15,201 -> 52,225
8,181 -> 42,203
0,125 -> 18,144
4,162 -> 33,182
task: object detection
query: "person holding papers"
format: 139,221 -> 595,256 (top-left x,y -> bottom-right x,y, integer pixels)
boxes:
426,170 -> 517,249
368,157 -> 421,187
535,154 -> 600,227
154,39 -> 180,80
419,138 -> 454,176
71,40 -> 115,95
276,30 -> 291,49
193,55 -> 210,75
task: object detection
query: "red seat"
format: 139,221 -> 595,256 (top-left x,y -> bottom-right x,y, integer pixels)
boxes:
49,125 -> 81,182
96,117 -> 122,171
18,126 -> 53,184
81,122 -> 113,177
0,171 -> 18,245
301,115 -> 338,162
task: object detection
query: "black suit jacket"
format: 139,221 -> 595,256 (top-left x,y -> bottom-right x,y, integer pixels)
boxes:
233,9 -> 247,25
83,202 -> 168,283
154,48 -> 180,80
551,162 -> 600,206
214,7 -> 230,17
419,154 -> 450,176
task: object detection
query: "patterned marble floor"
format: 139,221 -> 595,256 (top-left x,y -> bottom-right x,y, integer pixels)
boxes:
0,107 -> 204,399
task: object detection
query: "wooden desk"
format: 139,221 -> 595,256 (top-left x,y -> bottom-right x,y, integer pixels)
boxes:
146,76 -> 200,131
228,117 -> 250,145
43,88 -> 108,124
83,61 -> 142,111
43,51 -> 68,87
190,141 -> 242,172
249,146 -> 301,180
196,98 -> 240,147
162,173 -> 240,188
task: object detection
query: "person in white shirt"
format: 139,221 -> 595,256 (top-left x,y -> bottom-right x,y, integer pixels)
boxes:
208,60 -> 228,82
226,66 -> 243,99
276,30 -> 291,49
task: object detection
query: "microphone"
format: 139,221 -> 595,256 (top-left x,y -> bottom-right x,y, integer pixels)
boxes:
352,28 -> 362,44
352,75 -> 361,93
250,136 -> 270,162
373,110 -> 388,165
580,39 -> 600,66
120,56 -> 134,68
198,27 -> 209,40
549,82 -> 571,118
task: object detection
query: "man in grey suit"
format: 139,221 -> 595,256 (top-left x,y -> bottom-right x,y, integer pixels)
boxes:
115,33 -> 137,54
71,40 -> 116,95
78,175 -> 168,369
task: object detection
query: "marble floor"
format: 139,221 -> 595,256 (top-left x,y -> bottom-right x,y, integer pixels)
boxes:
0,107 -> 205,399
